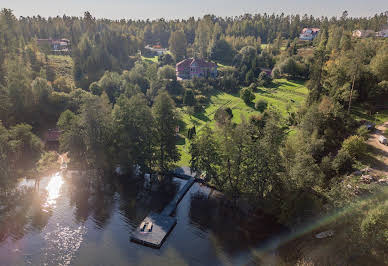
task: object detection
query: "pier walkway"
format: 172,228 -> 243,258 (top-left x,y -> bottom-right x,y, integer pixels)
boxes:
131,175 -> 196,248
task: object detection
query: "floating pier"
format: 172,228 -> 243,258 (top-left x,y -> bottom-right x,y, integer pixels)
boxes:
131,213 -> 177,248
161,177 -> 196,216
131,177 -> 196,248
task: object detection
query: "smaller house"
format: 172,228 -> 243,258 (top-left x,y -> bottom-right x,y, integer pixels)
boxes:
37,38 -> 70,53
376,28 -> 388,38
144,45 -> 168,56
259,67 -> 272,76
299,28 -> 320,41
352,30 -> 375,38
45,129 -> 62,150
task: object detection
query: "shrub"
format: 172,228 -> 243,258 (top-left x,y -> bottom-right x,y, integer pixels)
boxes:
183,89 -> 196,106
89,82 -> 102,96
271,67 -> 281,79
214,107 -> 233,126
53,77 -> 72,93
341,135 -> 367,159
360,202 -> 388,248
257,71 -> 272,87
255,99 -> 268,113
332,150 -> 353,175
356,125 -> 370,140
240,87 -> 255,105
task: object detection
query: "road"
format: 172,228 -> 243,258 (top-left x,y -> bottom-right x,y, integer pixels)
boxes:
366,122 -> 388,176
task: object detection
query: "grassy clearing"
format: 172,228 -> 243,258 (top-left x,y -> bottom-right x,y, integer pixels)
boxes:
176,79 -> 308,166
48,55 -> 74,86
351,106 -> 388,125
217,62 -> 235,71
141,55 -> 159,64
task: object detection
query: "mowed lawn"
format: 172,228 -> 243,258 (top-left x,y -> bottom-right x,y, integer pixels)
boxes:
176,79 -> 308,166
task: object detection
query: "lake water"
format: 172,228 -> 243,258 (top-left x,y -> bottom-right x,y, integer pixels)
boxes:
0,171 -> 287,266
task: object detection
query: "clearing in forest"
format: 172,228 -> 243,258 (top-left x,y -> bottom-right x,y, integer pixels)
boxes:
177,78 -> 309,166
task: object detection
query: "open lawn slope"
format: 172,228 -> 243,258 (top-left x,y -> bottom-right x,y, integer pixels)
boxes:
177,79 -> 309,166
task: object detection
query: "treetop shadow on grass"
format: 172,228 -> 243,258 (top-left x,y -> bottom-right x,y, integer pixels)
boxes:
176,135 -> 186,146
255,88 -> 270,94
193,112 -> 210,122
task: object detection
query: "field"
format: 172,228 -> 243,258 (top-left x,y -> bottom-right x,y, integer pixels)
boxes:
176,79 -> 309,166
351,105 -> 388,125
141,55 -> 159,63
47,55 -> 74,86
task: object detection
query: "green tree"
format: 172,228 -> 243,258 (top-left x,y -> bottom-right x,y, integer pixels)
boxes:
341,135 -> 366,159
112,94 -> 154,174
183,89 -> 196,106
152,91 -> 180,171
240,87 -> 255,105
255,99 -> 268,112
169,30 -> 187,62
157,65 -> 176,80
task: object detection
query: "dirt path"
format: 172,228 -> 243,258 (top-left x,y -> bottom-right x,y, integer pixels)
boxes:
366,122 -> 388,176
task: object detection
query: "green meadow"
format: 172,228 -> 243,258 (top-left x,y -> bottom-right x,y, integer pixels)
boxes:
176,79 -> 309,166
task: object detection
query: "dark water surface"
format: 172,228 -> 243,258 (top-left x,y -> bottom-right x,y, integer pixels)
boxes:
0,171 -> 285,266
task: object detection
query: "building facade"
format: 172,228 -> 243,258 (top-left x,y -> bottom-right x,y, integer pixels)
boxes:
37,38 -> 70,52
176,58 -> 217,80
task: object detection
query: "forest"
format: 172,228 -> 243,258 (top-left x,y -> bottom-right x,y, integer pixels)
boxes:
0,8 -> 388,264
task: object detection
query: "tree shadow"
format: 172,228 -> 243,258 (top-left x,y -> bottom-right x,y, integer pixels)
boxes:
193,112 -> 210,122
176,135 -> 186,146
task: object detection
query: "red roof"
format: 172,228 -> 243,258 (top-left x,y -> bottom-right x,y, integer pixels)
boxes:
176,58 -> 217,68
302,28 -> 320,34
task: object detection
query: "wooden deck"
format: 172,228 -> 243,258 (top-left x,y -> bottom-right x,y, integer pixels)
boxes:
161,177 -> 195,216
130,213 -> 177,248
131,177 -> 196,248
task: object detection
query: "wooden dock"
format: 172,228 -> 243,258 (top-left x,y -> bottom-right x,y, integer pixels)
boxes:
161,177 -> 195,216
130,213 -> 177,248
131,177 -> 196,248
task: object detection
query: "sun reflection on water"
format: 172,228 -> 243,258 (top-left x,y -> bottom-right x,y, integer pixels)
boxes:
43,172 -> 64,209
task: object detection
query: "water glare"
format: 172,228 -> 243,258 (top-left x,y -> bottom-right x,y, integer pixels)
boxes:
43,172 -> 64,209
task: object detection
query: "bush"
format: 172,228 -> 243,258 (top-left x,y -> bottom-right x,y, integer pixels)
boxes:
53,77 -> 72,93
183,89 -> 196,106
332,150 -> 353,175
360,201 -> 388,248
255,99 -> 268,113
341,135 -> 367,159
356,125 -> 370,140
257,71 -> 272,87
240,87 -> 255,105
271,67 -> 281,79
214,107 -> 233,125
89,82 -> 102,96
